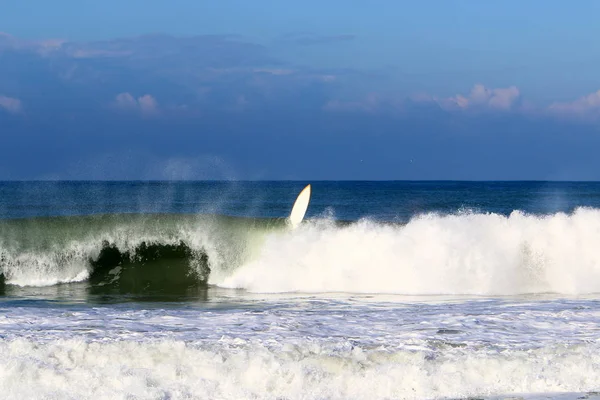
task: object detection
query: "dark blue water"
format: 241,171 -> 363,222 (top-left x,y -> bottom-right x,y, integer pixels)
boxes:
2,181 -> 600,221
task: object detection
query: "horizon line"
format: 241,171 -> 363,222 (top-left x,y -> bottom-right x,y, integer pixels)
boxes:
1,179 -> 600,183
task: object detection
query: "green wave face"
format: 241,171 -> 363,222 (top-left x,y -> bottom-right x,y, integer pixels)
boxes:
0,213 -> 286,296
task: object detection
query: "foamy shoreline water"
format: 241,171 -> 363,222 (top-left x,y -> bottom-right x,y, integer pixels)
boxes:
0,295 -> 599,399
2,337 -> 599,400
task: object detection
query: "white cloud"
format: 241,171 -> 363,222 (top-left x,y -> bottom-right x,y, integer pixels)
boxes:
436,84 -> 521,111
137,94 -> 158,115
113,92 -> 159,116
325,84 -> 522,115
0,95 -> 23,114
114,92 -> 137,109
0,32 -> 64,56
548,90 -> 600,119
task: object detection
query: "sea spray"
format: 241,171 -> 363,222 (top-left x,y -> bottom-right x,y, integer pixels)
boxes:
3,209 -> 600,295
0,213 -> 277,291
222,207 -> 600,295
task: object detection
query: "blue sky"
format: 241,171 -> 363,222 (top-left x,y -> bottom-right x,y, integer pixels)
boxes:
1,1 -> 600,179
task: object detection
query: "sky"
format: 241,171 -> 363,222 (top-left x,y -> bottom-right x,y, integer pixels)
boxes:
1,1 -> 600,180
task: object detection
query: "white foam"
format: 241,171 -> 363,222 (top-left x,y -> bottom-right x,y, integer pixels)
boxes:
6,208 -> 600,295
220,208 -> 600,294
1,294 -> 599,399
1,336 -> 599,399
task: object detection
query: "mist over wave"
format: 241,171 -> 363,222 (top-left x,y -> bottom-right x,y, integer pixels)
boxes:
221,207 -> 600,295
2,208 -> 600,295
0,214 -> 275,292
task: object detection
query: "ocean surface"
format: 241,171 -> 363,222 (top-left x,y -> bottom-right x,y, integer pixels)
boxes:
2,181 -> 600,400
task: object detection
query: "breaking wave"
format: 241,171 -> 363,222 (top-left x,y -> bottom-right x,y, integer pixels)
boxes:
0,213 -> 279,295
3,207 -> 600,295
224,207 -> 600,295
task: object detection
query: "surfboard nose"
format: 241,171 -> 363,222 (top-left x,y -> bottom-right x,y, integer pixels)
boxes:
288,184 -> 311,229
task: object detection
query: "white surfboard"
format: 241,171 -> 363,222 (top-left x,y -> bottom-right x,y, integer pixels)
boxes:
288,184 -> 311,229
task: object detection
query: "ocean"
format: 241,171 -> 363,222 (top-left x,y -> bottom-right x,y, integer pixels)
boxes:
1,181 -> 600,400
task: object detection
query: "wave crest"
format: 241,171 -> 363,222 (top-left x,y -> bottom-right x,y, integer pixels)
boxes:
0,214 -> 274,293
221,208 -> 600,295
4,208 -> 600,296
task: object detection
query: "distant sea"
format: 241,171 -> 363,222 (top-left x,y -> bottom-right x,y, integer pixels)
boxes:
1,181 -> 600,400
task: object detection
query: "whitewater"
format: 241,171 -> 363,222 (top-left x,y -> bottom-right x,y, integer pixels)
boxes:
2,208 -> 600,295
2,181 -> 600,399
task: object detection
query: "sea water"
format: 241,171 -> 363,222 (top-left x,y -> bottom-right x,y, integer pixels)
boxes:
1,181 -> 600,400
